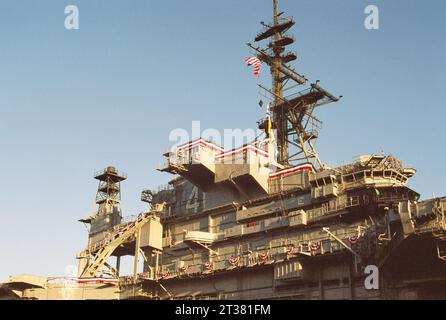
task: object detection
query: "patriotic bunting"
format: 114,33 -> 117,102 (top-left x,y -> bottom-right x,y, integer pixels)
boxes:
228,256 -> 241,266
204,261 -> 213,270
258,251 -> 269,262
310,241 -> 321,253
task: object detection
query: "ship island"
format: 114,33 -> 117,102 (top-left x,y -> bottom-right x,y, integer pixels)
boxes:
1,0 -> 446,300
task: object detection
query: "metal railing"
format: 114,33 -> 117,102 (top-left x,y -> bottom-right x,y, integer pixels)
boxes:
93,168 -> 128,179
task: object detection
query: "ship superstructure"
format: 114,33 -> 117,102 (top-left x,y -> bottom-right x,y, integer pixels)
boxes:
2,0 -> 446,300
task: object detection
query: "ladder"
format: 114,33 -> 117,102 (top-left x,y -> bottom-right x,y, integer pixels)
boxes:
80,213 -> 155,278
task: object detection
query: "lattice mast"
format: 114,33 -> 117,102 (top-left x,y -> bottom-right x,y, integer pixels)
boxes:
271,0 -> 287,165
249,0 -> 341,169
94,166 -> 126,214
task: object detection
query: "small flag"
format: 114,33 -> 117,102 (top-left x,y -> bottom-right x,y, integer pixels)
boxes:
245,57 -> 262,77
267,114 -> 275,143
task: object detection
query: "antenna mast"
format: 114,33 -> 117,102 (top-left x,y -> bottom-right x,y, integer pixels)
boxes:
249,0 -> 340,170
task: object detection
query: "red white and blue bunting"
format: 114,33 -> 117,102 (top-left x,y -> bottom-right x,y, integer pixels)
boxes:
310,241 -> 321,253
158,271 -> 170,279
348,234 -> 363,244
286,245 -> 295,256
228,256 -> 241,266
178,265 -> 189,273
258,251 -> 269,262
204,261 -> 214,270
47,277 -> 119,285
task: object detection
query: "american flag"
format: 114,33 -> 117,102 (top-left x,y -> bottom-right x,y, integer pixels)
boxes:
245,57 -> 262,77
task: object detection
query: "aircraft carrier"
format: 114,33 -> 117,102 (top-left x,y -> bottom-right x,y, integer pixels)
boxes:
2,0 -> 446,300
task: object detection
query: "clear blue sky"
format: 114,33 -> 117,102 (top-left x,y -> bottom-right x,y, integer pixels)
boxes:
0,0 -> 445,279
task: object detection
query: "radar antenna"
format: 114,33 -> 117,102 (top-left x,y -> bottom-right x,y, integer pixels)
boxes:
249,0 -> 341,170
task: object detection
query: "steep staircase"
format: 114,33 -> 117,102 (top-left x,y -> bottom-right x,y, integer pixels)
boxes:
80,212 -> 155,278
